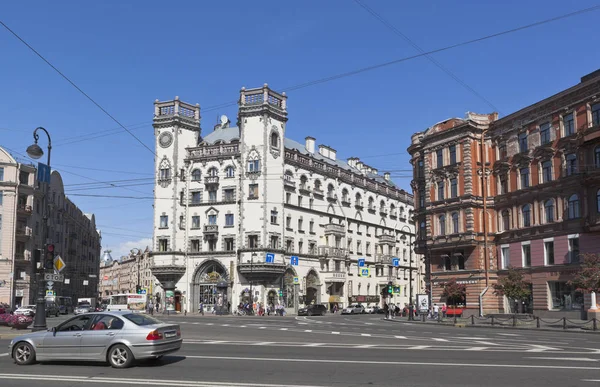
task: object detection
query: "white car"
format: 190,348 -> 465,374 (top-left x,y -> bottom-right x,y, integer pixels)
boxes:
14,305 -> 36,317
74,303 -> 92,315
342,304 -> 365,314
363,305 -> 376,314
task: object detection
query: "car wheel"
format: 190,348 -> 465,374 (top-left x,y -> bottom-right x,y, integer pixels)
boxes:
307,311 -> 313,316
55,312 -> 59,317
108,344 -> 134,368
13,342 -> 36,365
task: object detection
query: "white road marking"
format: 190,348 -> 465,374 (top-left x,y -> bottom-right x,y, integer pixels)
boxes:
259,326 -> 267,329
205,341 -> 227,344
304,343 -> 324,347
466,347 -> 488,351
0,353 -> 8,357
254,342 -> 275,346
331,331 -> 340,335
205,323 -> 214,326
184,355 -> 600,370
395,335 -> 407,339
476,341 -> 500,346
408,346 -> 431,350
298,322 -> 308,325
280,328 -> 288,331
193,322 -> 200,325
497,333 -> 521,336
582,380 -> 600,383
528,357 -> 597,362
240,325 -> 247,328
356,345 -> 375,348
527,345 -> 560,352
433,338 -> 448,342
361,333 -> 371,337
304,330 -> 313,333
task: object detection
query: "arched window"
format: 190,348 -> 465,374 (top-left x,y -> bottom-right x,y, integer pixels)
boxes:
368,197 -> 375,210
390,203 -> 396,217
501,210 -> 510,231
270,132 -> 280,148
568,194 -> 580,219
225,166 -> 235,178
314,179 -> 322,192
341,188 -> 349,202
284,170 -> 294,181
191,169 -> 201,181
451,212 -> 459,234
380,200 -> 386,212
300,175 -> 308,190
438,215 -> 446,236
595,146 -> 600,168
544,199 -> 554,223
521,204 -> 531,227
208,167 -> 218,176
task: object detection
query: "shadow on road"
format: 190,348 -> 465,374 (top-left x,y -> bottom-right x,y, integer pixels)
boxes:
36,356 -> 186,368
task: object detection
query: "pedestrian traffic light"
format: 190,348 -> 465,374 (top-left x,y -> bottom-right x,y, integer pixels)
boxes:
136,285 -> 141,294
387,282 -> 393,296
44,244 -> 55,270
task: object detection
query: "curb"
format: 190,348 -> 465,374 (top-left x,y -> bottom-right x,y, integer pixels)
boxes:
382,318 -> 600,334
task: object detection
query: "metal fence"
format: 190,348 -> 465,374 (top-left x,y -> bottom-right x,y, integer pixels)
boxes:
411,314 -> 599,331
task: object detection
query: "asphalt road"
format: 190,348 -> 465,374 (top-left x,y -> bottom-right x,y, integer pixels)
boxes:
1,313 -> 600,386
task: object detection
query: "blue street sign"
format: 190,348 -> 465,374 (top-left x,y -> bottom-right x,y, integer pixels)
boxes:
358,258 -> 365,267
392,258 -> 400,267
37,163 -> 51,184
360,268 -> 370,277
140,289 -> 147,295
290,256 -> 299,266
266,253 -> 275,263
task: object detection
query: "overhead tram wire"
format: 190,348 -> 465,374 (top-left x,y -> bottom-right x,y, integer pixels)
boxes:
0,21 -> 156,157
354,0 -> 501,114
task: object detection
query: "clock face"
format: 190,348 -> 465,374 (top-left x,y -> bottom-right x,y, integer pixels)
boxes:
159,132 -> 173,148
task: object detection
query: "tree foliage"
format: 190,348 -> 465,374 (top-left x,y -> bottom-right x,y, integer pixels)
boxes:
493,267 -> 531,302
569,253 -> 600,293
440,278 -> 466,307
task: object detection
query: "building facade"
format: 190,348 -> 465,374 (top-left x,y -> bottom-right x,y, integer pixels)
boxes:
99,248 -> 154,298
410,69 -> 600,317
0,147 -> 101,308
150,85 -> 421,314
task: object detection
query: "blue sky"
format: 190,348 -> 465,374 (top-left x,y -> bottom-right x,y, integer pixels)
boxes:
1,0 -> 599,257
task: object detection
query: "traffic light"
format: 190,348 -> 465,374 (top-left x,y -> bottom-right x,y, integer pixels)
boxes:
387,282 -> 393,296
44,244 -> 55,270
136,285 -> 141,294
33,249 -> 41,267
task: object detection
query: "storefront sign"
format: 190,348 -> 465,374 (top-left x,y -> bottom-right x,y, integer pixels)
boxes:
348,295 -> 379,303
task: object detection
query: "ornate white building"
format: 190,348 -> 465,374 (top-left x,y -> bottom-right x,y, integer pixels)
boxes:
151,85 -> 421,314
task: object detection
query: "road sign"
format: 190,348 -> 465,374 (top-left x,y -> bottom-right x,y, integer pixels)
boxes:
392,258 -> 400,267
37,163 -> 51,184
265,253 -> 275,263
139,288 -> 147,294
44,273 -> 64,282
45,290 -> 55,296
290,256 -> 299,266
358,258 -> 365,267
393,286 -> 401,294
293,276 -> 299,284
54,255 -> 66,273
46,282 -> 54,289
359,268 -> 370,277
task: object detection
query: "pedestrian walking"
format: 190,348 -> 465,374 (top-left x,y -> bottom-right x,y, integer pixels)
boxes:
442,304 -> 447,318
199,301 -> 204,316
148,301 -> 154,315
433,304 -> 440,320
383,303 -> 389,319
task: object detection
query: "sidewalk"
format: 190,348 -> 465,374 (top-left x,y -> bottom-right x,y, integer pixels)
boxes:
0,325 -> 28,339
383,314 -> 600,334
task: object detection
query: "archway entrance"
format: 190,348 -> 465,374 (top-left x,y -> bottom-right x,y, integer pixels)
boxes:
283,269 -> 296,309
191,260 -> 229,314
267,290 -> 277,308
306,270 -> 319,305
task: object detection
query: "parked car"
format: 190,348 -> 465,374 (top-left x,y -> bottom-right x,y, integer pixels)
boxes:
45,302 -> 60,318
14,305 -> 36,317
74,303 -> 92,315
9,311 -> 182,368
364,305 -> 378,314
298,304 -> 327,316
341,304 -> 365,314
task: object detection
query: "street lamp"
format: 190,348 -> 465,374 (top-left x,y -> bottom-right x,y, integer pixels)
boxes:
401,225 -> 415,321
27,127 -> 52,332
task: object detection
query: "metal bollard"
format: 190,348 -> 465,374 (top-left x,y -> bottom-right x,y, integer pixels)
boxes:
563,317 -> 567,330
594,318 -> 598,332
536,316 -> 540,328
512,314 -> 517,327
454,314 -> 457,324
491,316 -> 494,326
471,315 -> 475,325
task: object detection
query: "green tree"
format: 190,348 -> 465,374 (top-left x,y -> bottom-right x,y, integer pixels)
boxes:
440,278 -> 466,307
493,267 -> 531,313
568,253 -> 600,294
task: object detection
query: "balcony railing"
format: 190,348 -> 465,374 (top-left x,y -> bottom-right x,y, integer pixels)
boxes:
204,224 -> 219,234
327,193 -> 337,202
16,227 -> 32,237
204,176 -> 219,185
324,223 -> 345,235
355,201 -> 364,209
319,246 -> 348,258
377,234 -> 396,244
17,204 -> 32,214
375,254 -> 394,265
284,179 -> 296,188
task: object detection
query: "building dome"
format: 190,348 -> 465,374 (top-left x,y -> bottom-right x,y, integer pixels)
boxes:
101,250 -> 114,265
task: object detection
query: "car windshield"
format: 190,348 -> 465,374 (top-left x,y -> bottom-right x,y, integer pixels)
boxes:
123,313 -> 163,326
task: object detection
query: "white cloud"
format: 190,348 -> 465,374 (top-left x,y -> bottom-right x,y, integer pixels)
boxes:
109,238 -> 152,260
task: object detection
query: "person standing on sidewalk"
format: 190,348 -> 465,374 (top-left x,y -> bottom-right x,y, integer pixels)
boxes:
199,301 -> 204,316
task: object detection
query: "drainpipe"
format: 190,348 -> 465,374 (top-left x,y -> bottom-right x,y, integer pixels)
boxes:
479,286 -> 489,317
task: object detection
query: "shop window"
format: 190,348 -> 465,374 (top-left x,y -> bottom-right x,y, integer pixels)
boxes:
549,282 -> 583,310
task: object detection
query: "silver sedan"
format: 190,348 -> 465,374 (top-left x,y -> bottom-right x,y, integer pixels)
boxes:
8,311 -> 182,368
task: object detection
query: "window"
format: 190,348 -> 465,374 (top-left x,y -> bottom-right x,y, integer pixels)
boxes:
501,210 -> 510,231
417,158 -> 425,178
357,240 -> 362,254
593,103 -> 600,127
522,244 -> 531,267
297,196 -> 303,207
159,167 -> 171,180
438,215 -> 446,236
191,169 -> 201,181
309,198 -> 314,209
563,113 -> 574,136
0,167 -> 3,181
444,256 -> 452,271
225,214 -> 234,226
286,193 -> 291,204
191,191 -> 201,204
449,145 -> 457,164
566,153 -> 577,176
159,215 -> 168,228
298,218 -> 303,231
499,175 -> 508,194
540,123 -> 551,144
270,235 -> 279,249
309,220 -> 314,233
207,167 -> 218,177
518,132 -> 528,153
569,237 -> 580,263
270,132 -> 280,147
522,204 -> 531,227
249,184 -> 258,199
298,241 -> 303,253
248,159 -> 260,173
191,239 -> 201,253
59,315 -> 94,332
286,216 -> 292,229
520,167 -> 530,189
437,181 -> 445,200
450,178 -> 458,198
270,210 -> 278,225
208,214 -> 217,225
568,194 -> 580,219
542,160 -> 552,183
225,166 -> 235,178
595,147 -> 600,168
19,171 -> 29,185
419,188 -> 425,208
225,238 -> 234,251
249,235 -> 258,248
451,212 -> 459,234
286,240 -> 292,253
498,144 -> 507,159
436,149 -> 443,168
208,189 -> 217,202
500,246 -> 510,269
309,243 -> 316,255
208,240 -> 216,252
544,241 -> 554,265
544,200 -> 554,223
224,188 -> 235,202
457,254 -> 465,270
158,239 -> 168,252
366,242 -> 371,256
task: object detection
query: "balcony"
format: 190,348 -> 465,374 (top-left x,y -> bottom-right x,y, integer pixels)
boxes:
376,254 -> 394,265
318,246 -> 348,258
14,251 -> 31,261
355,201 -> 364,210
237,262 -> 286,282
377,234 -> 396,245
17,204 -> 33,215
379,209 -> 388,217
284,179 -> 296,189
341,197 -> 351,207
16,227 -> 32,238
327,193 -> 337,202
313,187 -> 324,197
204,224 -> 219,235
324,223 -> 345,236
204,176 -> 219,185
187,144 -> 240,160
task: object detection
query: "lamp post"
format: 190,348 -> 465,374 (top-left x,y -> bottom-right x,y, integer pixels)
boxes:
250,252 -> 256,311
27,127 -> 52,332
401,225 -> 414,321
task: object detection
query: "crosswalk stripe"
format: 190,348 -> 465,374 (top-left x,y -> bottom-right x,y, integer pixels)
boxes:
433,338 -> 448,342
361,333 -> 371,337
408,345 -> 430,350
395,336 -> 407,339
332,331 -> 340,335
466,347 -> 488,351
304,343 -> 324,347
